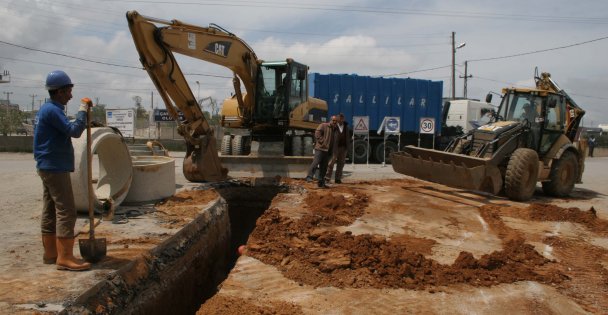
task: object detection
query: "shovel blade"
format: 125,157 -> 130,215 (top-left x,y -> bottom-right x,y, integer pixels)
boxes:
79,238 -> 107,263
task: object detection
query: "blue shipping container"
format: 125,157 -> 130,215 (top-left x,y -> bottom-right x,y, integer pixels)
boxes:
309,73 -> 443,134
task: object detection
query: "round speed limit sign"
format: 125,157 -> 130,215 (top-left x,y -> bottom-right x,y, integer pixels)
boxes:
419,117 -> 435,134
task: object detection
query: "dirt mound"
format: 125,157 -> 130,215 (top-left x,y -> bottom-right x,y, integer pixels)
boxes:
528,203 -> 608,234
488,203 -> 608,235
197,295 -> 303,315
247,189 -> 565,290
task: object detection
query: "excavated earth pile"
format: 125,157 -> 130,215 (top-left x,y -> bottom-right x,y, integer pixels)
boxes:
198,179 -> 608,314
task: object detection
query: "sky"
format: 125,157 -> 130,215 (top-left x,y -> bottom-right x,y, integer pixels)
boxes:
1,0 -> 607,127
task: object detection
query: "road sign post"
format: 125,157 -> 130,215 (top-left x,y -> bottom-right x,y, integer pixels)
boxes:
382,117 -> 400,166
418,117 -> 436,149
352,116 -> 370,166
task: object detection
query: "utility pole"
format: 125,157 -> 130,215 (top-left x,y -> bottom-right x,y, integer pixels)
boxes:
451,32 -> 455,99
459,61 -> 473,99
451,32 -> 466,99
30,94 -> 37,113
196,81 -> 200,105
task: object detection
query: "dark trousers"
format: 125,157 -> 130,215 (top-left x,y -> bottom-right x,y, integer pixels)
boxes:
326,146 -> 348,181
307,149 -> 331,183
38,170 -> 77,238
589,146 -> 595,157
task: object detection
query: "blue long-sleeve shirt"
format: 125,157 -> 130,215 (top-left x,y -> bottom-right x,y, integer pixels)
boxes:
33,100 -> 87,172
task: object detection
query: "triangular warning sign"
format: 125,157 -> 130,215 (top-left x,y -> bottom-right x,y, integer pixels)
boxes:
354,118 -> 368,131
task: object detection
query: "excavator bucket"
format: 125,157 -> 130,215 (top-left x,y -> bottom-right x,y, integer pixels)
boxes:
390,146 -> 503,195
183,136 -> 228,182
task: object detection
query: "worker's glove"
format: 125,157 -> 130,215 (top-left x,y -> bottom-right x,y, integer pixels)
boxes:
78,97 -> 93,112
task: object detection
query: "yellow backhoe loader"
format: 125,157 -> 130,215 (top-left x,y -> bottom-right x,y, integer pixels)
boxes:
126,11 -> 327,181
391,69 -> 586,201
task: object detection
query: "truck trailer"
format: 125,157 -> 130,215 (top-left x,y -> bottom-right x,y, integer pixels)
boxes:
309,73 -> 443,163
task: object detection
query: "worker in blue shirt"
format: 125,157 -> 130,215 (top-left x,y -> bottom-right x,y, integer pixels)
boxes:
34,70 -> 91,271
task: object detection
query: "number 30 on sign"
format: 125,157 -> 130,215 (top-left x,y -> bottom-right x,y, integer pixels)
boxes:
419,117 -> 435,134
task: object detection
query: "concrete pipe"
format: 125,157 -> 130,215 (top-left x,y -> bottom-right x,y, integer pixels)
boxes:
71,127 -> 133,213
123,156 -> 176,204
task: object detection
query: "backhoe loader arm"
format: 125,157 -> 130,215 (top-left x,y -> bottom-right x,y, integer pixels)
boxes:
127,10 -> 256,182
535,71 -> 585,141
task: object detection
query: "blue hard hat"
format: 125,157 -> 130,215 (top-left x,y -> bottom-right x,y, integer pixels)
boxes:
45,70 -> 73,90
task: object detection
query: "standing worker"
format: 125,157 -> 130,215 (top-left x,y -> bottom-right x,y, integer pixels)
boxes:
34,70 -> 92,271
325,113 -> 351,184
588,135 -> 596,157
306,116 -> 336,188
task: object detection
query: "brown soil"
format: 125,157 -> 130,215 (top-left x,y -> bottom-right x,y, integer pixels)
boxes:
155,189 -> 219,229
196,295 -> 303,315
479,203 -> 608,312
246,188 -> 566,291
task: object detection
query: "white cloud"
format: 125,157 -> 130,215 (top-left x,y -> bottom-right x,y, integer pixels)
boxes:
0,0 -> 607,125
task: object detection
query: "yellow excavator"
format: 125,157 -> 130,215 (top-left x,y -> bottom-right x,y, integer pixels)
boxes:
126,11 -> 327,182
391,69 -> 586,201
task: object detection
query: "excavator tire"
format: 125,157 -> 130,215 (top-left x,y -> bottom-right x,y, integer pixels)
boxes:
220,135 -> 232,156
303,136 -> 314,156
291,136 -> 303,156
542,151 -> 578,197
504,148 -> 539,201
232,135 -> 245,155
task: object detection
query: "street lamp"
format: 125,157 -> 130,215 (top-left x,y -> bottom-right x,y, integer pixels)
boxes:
195,81 -> 200,104
451,31 -> 466,99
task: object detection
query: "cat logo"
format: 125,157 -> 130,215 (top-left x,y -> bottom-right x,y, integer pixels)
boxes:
204,41 -> 232,57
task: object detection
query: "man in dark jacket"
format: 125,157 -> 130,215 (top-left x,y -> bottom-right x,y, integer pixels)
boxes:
34,70 -> 91,271
306,116 -> 336,188
325,113 -> 351,184
588,135 -> 596,157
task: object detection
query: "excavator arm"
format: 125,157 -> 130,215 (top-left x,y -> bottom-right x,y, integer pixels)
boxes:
127,10 -> 262,181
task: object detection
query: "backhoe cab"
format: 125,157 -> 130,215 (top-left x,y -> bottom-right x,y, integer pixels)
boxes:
391,70 -> 586,201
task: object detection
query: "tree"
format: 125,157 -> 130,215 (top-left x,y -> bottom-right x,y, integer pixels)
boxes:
91,103 -> 106,124
132,95 -> 148,121
0,105 -> 24,136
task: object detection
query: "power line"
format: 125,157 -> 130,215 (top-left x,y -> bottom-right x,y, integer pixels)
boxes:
381,35 -> 608,77
0,40 -> 141,69
100,1 -> 608,24
468,36 -> 608,63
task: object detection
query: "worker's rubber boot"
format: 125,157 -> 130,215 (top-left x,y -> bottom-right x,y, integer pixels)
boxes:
56,238 -> 91,271
42,234 -> 57,264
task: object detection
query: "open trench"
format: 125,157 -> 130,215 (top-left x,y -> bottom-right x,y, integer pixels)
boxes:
62,180 -> 285,315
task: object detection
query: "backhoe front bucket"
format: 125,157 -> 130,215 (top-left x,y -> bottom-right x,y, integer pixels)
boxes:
390,146 -> 503,195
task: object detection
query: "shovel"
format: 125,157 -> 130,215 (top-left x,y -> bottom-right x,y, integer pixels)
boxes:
79,98 -> 107,263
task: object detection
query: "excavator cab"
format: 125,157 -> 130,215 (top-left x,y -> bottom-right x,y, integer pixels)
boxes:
254,60 -> 309,133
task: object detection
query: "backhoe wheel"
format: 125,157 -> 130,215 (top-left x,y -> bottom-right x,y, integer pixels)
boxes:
542,151 -> 578,197
232,135 -> 244,155
220,135 -> 232,155
505,148 -> 539,201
